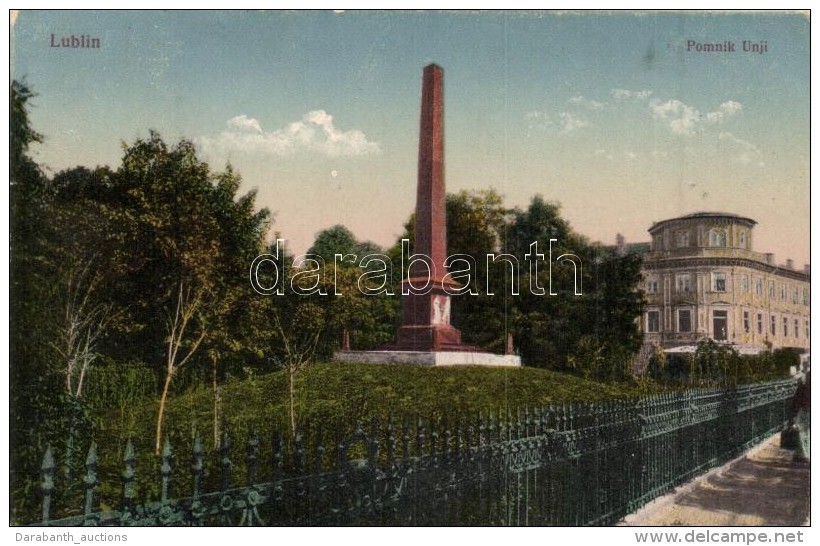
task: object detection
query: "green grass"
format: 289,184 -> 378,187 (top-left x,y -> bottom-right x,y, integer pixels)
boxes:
99,362 -> 658,459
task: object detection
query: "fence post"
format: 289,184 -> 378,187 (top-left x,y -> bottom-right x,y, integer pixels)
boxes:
417,417 -> 425,457
40,445 -> 55,524
122,440 -> 136,518
272,431 -> 284,480
430,422 -> 438,460
82,442 -> 98,526
247,428 -> 259,485
192,434 -> 204,498
402,418 -> 410,460
221,431 -> 232,490
160,438 -> 172,503
387,416 -> 396,464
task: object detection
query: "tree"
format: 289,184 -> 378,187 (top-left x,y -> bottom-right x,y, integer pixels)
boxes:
10,80 -> 47,220
271,302 -> 324,439
156,280 -> 207,453
307,224 -> 382,264
388,190 -> 645,376
99,133 -> 270,453
304,225 -> 399,353
9,80 -> 81,520
49,168 -> 122,398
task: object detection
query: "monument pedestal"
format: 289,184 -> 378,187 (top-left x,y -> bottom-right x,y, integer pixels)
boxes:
395,324 -> 466,352
334,350 -> 521,367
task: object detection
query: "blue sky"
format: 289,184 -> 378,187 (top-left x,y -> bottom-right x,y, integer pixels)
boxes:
11,10 -> 810,264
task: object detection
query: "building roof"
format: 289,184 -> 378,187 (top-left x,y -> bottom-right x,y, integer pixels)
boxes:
649,211 -> 757,233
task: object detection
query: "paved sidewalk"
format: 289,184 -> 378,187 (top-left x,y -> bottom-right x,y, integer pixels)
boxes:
620,434 -> 810,526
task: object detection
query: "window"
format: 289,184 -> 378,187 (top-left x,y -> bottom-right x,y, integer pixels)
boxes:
676,231 -> 690,248
783,317 -> 789,337
806,320 -> 810,339
757,313 -> 763,335
709,229 -> 727,247
793,287 -> 799,304
652,234 -> 663,251
743,311 -> 750,333
678,309 -> 692,333
781,283 -> 788,301
768,280 -> 776,299
754,277 -> 763,296
713,310 -> 728,341
770,315 -> 776,336
741,274 -> 749,293
676,273 -> 692,293
647,311 -> 660,333
794,319 -> 799,339
713,272 -> 727,292
803,287 -> 810,306
645,277 -> 659,294
738,230 -> 747,248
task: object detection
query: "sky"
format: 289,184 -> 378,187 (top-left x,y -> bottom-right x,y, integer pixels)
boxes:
10,10 -> 811,265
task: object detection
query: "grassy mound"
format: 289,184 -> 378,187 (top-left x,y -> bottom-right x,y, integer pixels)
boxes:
102,362 -> 656,456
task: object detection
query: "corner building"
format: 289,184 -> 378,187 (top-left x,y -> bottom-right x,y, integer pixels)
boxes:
640,212 -> 810,354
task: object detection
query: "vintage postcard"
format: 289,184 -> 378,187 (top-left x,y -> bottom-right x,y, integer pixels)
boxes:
8,9 -> 810,535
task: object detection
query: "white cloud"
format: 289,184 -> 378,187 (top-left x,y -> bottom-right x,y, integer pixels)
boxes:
650,99 -> 701,135
706,100 -> 743,123
611,88 -> 653,101
720,100 -> 743,115
524,111 -> 553,133
227,114 -> 263,133
525,111 -> 551,121
650,98 -> 743,135
718,131 -> 755,149
525,110 -> 590,134
719,131 -> 764,166
568,95 -> 604,110
197,110 -> 381,158
558,112 -> 590,133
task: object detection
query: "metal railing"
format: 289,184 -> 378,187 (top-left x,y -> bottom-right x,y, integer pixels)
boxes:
31,379 -> 796,526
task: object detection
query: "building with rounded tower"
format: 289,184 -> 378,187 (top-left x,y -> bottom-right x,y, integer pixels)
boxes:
640,212 -> 809,355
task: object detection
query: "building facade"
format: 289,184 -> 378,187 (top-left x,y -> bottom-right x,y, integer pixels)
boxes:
639,212 -> 810,354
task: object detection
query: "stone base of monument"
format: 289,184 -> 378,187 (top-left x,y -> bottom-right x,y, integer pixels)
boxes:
333,350 -> 521,367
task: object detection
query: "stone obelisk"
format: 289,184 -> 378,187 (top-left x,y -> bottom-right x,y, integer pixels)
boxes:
395,63 -> 465,352
334,63 -> 520,366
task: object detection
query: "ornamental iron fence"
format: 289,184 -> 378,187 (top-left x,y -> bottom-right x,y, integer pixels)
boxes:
32,379 -> 796,526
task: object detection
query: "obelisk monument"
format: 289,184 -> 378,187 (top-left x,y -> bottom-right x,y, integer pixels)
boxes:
394,64 -> 466,352
335,63 -> 520,366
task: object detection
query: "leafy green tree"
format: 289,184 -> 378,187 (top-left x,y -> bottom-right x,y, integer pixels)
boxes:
48,167 -> 123,398
389,190 -> 644,376
9,80 -> 84,521
41,133 -> 271,453
446,189 -> 513,351
98,133 -> 270,453
307,224 -> 382,264
302,224 -> 399,354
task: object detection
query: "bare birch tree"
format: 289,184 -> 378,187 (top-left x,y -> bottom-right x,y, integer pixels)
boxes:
51,255 -> 117,398
155,280 -> 207,454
